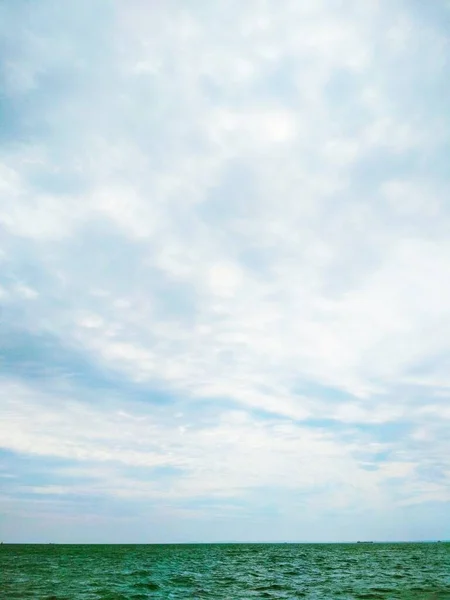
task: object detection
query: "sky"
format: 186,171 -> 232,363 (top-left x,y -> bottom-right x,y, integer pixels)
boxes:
1,0 -> 450,544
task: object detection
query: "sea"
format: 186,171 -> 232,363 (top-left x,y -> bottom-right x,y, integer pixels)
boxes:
1,542 -> 450,599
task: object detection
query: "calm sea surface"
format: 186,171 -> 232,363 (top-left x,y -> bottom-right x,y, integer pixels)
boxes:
2,542 -> 450,599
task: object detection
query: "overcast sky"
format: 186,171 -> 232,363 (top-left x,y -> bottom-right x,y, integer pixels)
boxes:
1,0 -> 450,543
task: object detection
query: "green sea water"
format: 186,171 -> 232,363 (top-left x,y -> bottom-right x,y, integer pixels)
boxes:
1,542 -> 450,599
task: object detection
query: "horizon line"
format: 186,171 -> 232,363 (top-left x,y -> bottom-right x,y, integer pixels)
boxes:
2,540 -> 448,545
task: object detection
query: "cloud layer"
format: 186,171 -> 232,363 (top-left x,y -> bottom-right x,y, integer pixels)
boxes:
1,0 -> 450,542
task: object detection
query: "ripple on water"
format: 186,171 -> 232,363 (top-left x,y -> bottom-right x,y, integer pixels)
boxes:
132,580 -> 160,591
255,583 -> 289,591
170,574 -> 197,586
1,543 -> 449,600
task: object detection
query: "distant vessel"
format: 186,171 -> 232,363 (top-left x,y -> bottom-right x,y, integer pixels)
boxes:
357,541 -> 374,544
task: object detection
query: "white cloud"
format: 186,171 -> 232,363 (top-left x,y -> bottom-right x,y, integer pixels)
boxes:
1,0 -> 450,538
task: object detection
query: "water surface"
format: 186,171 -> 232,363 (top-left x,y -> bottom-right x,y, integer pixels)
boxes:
2,542 -> 450,599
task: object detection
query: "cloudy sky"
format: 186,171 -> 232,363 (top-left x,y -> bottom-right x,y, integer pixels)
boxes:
1,0 -> 450,543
